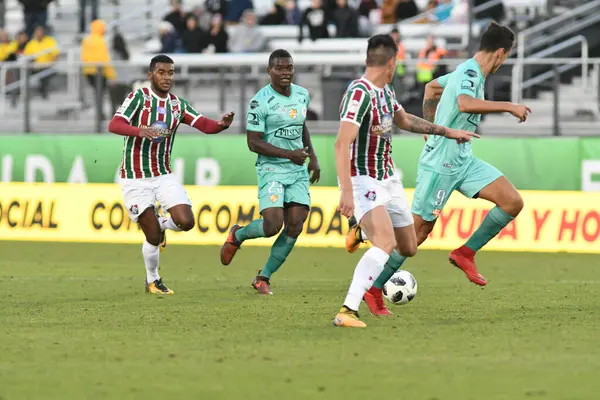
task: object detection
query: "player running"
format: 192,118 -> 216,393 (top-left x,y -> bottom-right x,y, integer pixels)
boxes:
345,22 -> 531,315
108,54 -> 234,295
332,34 -> 478,328
220,49 -> 320,295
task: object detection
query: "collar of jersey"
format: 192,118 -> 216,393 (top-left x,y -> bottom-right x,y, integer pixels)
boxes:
148,87 -> 170,101
269,84 -> 294,99
360,76 -> 385,91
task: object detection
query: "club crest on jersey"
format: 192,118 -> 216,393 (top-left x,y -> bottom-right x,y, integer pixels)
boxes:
288,108 -> 298,119
365,190 -> 376,201
129,204 -> 139,215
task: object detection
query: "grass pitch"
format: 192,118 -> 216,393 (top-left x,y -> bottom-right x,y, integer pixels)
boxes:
1,241 -> 599,400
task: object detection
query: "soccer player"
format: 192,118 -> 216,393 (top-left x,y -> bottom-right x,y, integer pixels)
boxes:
108,54 -> 234,294
220,49 -> 320,295
333,34 -> 478,328
345,22 -> 531,315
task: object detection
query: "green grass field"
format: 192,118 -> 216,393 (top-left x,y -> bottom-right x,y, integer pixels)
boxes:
1,241 -> 599,400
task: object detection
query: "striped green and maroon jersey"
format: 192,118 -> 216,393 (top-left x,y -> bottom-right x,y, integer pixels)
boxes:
115,87 -> 202,179
339,77 -> 402,180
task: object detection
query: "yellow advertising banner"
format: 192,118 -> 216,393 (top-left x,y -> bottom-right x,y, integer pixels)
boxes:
1,183 -> 599,253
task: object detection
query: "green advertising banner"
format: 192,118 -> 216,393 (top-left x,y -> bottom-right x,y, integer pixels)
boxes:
0,134 -> 593,190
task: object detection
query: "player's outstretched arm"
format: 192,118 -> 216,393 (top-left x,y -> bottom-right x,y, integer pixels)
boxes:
334,122 -> 359,218
393,108 -> 479,143
302,123 -> 321,184
423,79 -> 444,123
457,95 -> 531,122
108,116 -> 159,140
247,130 -> 309,166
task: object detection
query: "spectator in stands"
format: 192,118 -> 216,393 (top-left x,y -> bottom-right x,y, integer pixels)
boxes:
299,0 -> 329,42
205,0 -> 227,18
159,21 -> 180,53
0,29 -> 14,61
396,0 -> 418,21
416,35 -> 447,87
284,0 -> 301,25
390,28 -> 406,99
229,10 -> 265,53
261,0 -> 286,25
358,0 -> 377,19
24,25 -> 59,99
380,0 -> 398,24
181,14 -> 207,53
163,0 -> 186,37
110,30 -> 133,114
207,13 -> 229,53
19,0 -> 53,37
333,0 -> 359,38
449,0 -> 468,23
224,0 -> 253,25
80,19 -> 116,120
79,0 -> 99,34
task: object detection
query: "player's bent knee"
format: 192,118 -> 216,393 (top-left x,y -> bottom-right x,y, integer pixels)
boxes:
371,238 -> 396,254
398,245 -> 417,258
145,233 -> 163,246
286,223 -> 304,239
178,218 -> 195,232
263,219 -> 283,238
511,193 -> 524,216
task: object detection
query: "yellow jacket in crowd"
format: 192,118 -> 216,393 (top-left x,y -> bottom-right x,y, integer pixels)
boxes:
80,19 -> 116,80
0,41 -> 17,61
24,35 -> 59,64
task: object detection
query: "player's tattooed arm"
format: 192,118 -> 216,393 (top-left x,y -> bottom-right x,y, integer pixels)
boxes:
393,108 -> 447,136
423,79 -> 444,123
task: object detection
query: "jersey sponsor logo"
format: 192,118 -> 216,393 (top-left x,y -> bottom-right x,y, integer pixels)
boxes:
269,103 -> 280,111
274,125 -> 303,140
157,106 -> 166,114
140,121 -> 172,142
465,69 -> 478,78
250,100 -> 260,110
371,113 -> 393,137
247,112 -> 259,126
171,100 -> 179,106
288,108 -> 298,119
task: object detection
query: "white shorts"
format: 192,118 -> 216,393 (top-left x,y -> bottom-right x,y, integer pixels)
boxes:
121,174 -> 192,222
351,174 -> 414,228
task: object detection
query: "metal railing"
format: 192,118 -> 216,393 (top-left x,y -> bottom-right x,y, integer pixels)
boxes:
517,0 -> 600,60
1,56 -> 599,135
512,35 -> 588,103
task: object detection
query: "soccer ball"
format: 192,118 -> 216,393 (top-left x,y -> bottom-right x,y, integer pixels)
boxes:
382,270 -> 418,305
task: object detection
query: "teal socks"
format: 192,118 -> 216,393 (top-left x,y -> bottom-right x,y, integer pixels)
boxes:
465,206 -> 514,252
234,219 -> 265,243
373,250 -> 407,289
259,229 -> 297,279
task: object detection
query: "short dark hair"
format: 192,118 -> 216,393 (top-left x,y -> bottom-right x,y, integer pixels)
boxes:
149,54 -> 174,72
366,34 -> 397,66
268,49 -> 292,68
478,21 -> 515,52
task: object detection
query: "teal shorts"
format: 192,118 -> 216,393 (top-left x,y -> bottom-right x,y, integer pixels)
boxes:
411,157 -> 503,222
257,168 -> 311,212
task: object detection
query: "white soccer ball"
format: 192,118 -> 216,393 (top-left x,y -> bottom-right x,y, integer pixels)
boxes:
382,270 -> 418,305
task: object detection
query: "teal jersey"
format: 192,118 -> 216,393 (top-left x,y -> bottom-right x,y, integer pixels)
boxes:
418,58 -> 485,175
246,83 -> 310,173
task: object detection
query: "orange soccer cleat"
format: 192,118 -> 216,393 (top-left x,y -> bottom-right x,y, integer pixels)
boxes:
220,224 -> 242,266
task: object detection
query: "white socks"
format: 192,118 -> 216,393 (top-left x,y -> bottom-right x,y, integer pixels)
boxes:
142,241 -> 160,283
344,247 -> 390,311
159,215 -> 182,232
